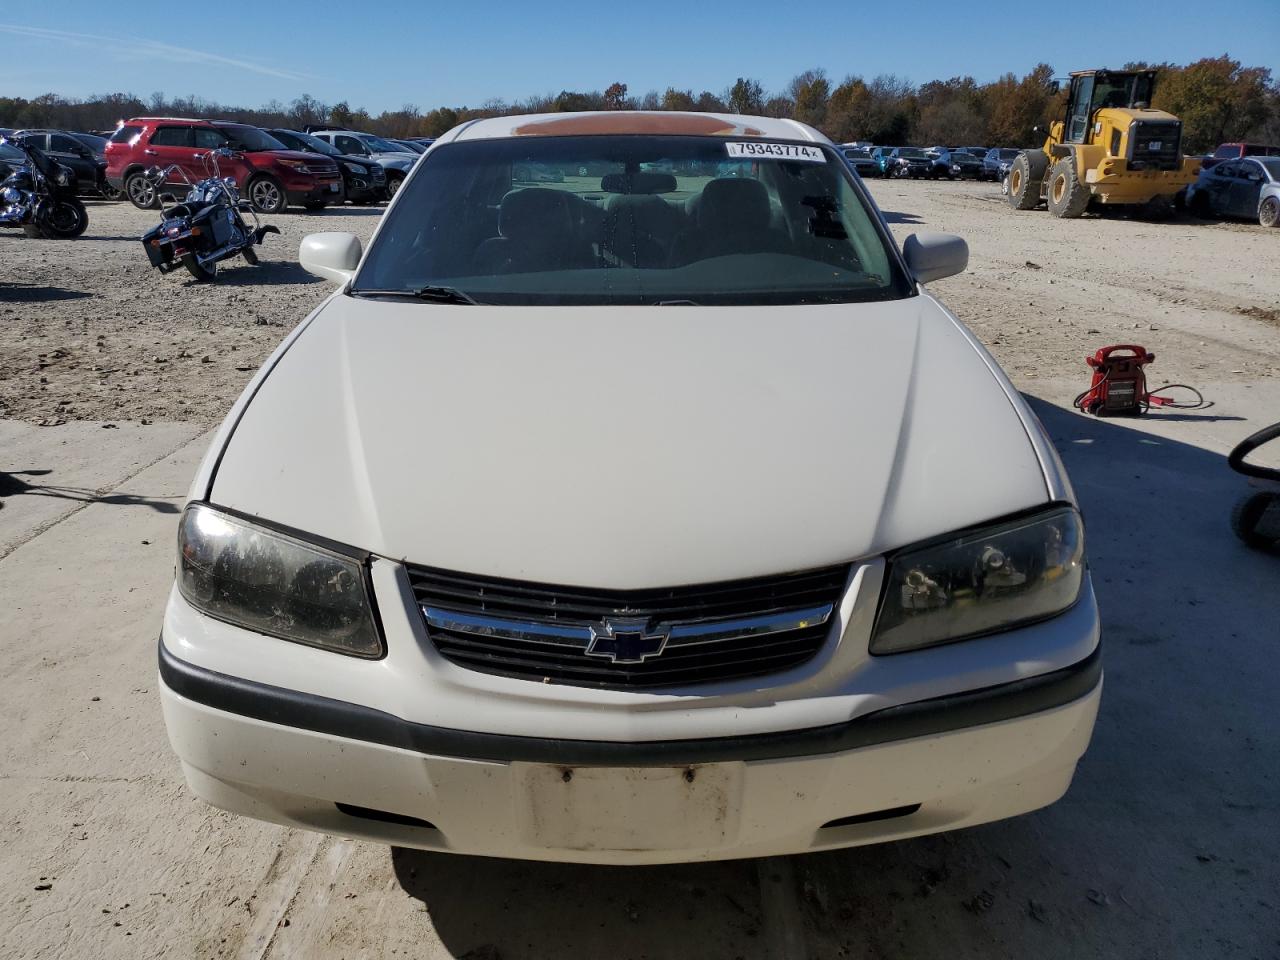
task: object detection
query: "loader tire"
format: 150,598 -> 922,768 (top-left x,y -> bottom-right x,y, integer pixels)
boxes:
1008,151 -> 1047,210
1047,158 -> 1090,218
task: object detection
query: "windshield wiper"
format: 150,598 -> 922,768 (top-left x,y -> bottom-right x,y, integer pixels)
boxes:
353,285 -> 479,305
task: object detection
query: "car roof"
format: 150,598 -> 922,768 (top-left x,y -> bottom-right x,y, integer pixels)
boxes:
445,111 -> 824,143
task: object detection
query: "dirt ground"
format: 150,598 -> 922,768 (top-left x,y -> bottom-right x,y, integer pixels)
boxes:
2,181 -> 1278,425
2,180 -> 1279,960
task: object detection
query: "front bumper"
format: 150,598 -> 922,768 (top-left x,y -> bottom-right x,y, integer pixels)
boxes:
1085,157 -> 1201,203
284,175 -> 343,205
159,634 -> 1101,864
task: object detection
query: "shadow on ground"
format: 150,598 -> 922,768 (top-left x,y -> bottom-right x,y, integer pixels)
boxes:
391,849 -> 769,959
388,400 -> 1277,960
880,210 -> 924,224
0,283 -> 92,303
0,468 -> 178,513
182,260 -> 322,287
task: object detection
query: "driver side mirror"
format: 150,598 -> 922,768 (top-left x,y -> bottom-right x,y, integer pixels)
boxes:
300,232 -> 363,284
902,233 -> 968,284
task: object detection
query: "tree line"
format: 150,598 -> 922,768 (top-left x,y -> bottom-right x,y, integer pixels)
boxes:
2,57 -> 1275,154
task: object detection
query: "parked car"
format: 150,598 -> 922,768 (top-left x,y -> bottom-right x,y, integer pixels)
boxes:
960,146 -> 988,159
106,119 -> 342,213
887,147 -> 933,178
869,146 -> 895,177
1202,142 -> 1280,171
1186,156 -> 1280,227
840,146 -> 880,178
983,148 -> 1022,182
0,139 -> 27,179
264,128 -> 387,204
307,129 -> 418,198
158,111 -> 1101,866
928,148 -> 983,180
9,128 -> 116,198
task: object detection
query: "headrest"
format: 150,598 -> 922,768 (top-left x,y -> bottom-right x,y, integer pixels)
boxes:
499,188 -> 572,242
600,171 -> 677,194
695,177 -> 771,233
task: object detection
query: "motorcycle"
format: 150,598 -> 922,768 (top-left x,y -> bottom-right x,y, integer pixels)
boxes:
0,136 -> 89,239
140,148 -> 278,281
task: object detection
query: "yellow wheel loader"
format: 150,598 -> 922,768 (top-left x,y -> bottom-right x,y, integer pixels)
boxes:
1007,69 -> 1203,218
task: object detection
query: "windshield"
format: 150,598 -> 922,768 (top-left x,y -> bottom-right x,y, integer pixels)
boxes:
221,126 -> 287,152
361,134 -> 404,153
354,135 -> 909,306
395,140 -> 426,154
999,149 -> 1019,159
843,149 -> 871,159
282,130 -> 340,156
898,148 -> 926,159
1257,158 -> 1280,178
1090,73 -> 1155,111
72,133 -> 107,153
0,142 -> 23,160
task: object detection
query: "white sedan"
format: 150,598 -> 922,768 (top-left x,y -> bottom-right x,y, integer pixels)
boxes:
159,111 -> 1101,864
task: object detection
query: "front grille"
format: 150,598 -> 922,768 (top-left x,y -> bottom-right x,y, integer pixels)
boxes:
408,563 -> 851,689
1128,121 -> 1181,171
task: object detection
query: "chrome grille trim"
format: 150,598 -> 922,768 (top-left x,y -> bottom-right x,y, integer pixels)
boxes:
423,603 -> 834,651
408,563 -> 851,689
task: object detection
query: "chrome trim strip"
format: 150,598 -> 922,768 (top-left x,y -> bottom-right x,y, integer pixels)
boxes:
666,604 -> 833,647
423,608 -> 590,647
421,603 -> 834,652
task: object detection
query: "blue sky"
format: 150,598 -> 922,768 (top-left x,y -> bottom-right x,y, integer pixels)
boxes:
3,1 -> 1276,113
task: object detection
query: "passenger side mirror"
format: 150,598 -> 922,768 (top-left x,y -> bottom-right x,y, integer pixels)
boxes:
902,233 -> 968,284
300,232 -> 363,284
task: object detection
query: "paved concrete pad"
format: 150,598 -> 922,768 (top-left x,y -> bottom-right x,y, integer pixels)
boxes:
1,388 -> 1277,959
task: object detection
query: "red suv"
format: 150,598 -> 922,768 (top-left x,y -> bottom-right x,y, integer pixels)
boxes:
106,118 -> 342,213
1202,142 -> 1280,171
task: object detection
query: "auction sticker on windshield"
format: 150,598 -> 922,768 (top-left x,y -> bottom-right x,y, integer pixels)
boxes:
726,142 -> 826,162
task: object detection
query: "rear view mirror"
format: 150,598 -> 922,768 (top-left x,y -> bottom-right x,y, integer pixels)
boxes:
902,233 -> 968,284
300,232 -> 363,284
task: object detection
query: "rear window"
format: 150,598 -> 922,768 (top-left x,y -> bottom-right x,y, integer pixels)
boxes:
354,134 -> 910,307
150,127 -> 191,147
1213,145 -> 1239,158
109,125 -> 142,144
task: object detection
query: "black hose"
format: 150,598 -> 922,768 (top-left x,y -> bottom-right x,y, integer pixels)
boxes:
1228,421 -> 1280,482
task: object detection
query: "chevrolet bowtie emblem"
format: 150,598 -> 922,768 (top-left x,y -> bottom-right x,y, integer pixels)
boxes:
584,617 -> 670,663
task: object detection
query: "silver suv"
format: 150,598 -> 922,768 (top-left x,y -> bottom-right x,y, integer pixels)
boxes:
308,130 -> 418,197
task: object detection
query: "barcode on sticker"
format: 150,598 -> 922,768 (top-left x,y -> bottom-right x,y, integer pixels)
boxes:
725,142 -> 826,163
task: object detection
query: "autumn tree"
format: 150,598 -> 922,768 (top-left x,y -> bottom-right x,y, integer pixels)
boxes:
788,69 -> 830,128
1153,56 -> 1274,152
726,77 -> 765,115
603,82 -> 629,110
661,88 -> 696,111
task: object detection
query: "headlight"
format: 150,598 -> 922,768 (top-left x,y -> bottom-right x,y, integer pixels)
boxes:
277,159 -> 306,170
343,162 -> 367,174
871,506 -> 1085,655
177,504 -> 382,657
2,186 -> 21,203
55,167 -> 74,186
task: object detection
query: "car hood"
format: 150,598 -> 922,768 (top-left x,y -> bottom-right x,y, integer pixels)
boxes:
258,149 -> 336,165
210,296 -> 1049,589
